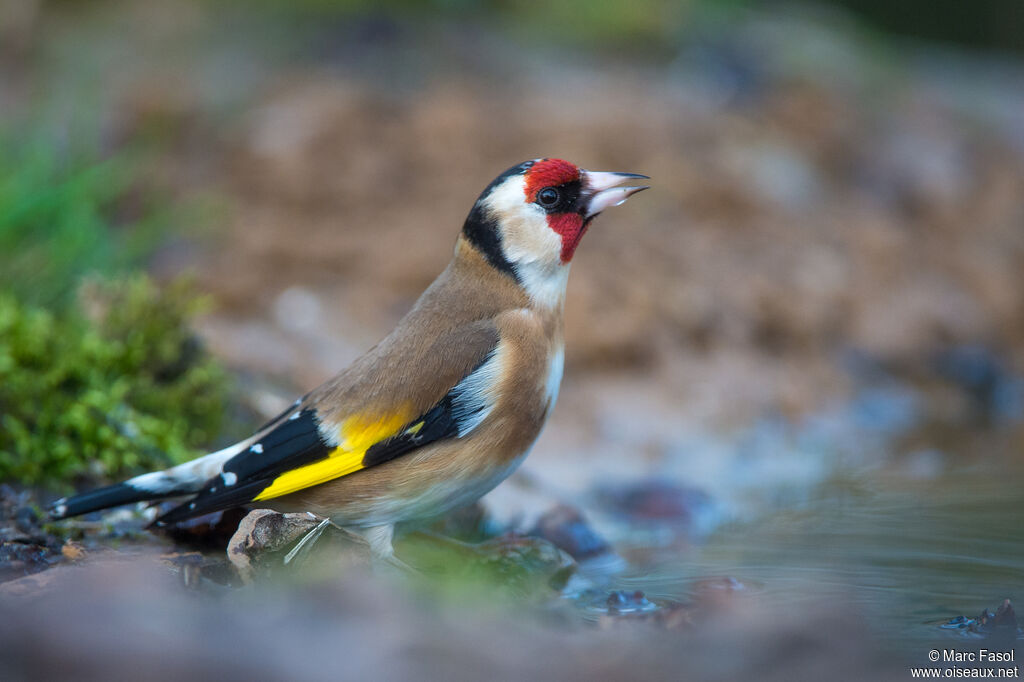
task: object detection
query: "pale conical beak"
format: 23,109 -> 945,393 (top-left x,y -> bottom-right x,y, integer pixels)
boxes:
581,170 -> 650,218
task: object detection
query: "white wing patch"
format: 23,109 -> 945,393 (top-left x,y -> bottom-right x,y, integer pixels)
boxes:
126,439 -> 252,494
124,397 -> 304,495
545,345 -> 564,412
449,342 -> 508,437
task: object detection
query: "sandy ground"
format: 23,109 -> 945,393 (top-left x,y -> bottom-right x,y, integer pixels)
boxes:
0,553 -> 907,682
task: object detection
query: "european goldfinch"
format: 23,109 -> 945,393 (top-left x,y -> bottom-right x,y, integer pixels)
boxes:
49,158 -> 649,561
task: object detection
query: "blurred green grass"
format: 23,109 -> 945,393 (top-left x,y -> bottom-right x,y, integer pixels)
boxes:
0,138 -> 170,310
220,0 -> 1024,54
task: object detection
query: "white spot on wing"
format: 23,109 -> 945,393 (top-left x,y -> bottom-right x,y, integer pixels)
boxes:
125,436 -> 256,495
289,411 -> 301,420
222,471 -> 238,486
128,471 -> 176,494
250,443 -> 264,454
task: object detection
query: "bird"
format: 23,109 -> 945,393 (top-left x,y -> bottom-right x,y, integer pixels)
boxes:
48,158 -> 649,564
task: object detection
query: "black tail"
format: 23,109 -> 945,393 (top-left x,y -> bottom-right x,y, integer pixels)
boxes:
48,482 -> 175,520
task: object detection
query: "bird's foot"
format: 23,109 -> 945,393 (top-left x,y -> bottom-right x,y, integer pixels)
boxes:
350,524 -> 420,576
283,514 -> 332,565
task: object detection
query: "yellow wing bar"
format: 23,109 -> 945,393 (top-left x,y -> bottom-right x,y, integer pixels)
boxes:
253,409 -> 413,501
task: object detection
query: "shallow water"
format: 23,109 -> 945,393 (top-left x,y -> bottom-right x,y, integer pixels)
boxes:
617,454 -> 1024,653
575,359 -> 1024,654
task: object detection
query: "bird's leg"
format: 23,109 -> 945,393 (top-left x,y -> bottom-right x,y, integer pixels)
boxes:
352,524 -> 417,574
359,524 -> 395,559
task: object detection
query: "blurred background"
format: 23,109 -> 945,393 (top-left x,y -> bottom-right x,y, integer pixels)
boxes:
1,0 -> 1023,679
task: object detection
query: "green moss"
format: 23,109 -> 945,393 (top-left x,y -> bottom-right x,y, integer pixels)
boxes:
0,275 -> 230,489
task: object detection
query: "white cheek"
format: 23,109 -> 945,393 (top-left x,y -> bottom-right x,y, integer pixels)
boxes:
503,215 -> 562,266
482,178 -> 570,308
483,180 -> 562,266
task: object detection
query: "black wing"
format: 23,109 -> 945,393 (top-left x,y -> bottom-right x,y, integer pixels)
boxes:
153,408 -> 332,525
153,346 -> 499,526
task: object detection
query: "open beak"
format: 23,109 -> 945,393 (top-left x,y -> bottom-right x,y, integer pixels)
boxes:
581,170 -> 650,218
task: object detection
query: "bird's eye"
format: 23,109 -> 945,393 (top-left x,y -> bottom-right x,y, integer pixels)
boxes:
536,187 -> 560,208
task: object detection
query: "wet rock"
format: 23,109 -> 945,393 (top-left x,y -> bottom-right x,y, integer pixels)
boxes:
163,552 -> 206,589
596,480 -> 712,523
594,479 -> 716,546
989,601 -> 1019,630
598,599 -> 708,631
468,533 -> 577,593
405,531 -> 578,595
644,602 -> 696,631
162,552 -> 239,591
530,505 -> 616,564
941,599 -> 1022,645
588,576 -> 748,630
606,590 -> 656,615
592,590 -> 683,630
227,510 -> 321,582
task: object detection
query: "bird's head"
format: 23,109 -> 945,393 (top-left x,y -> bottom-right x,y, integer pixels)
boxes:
460,158 -> 649,307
